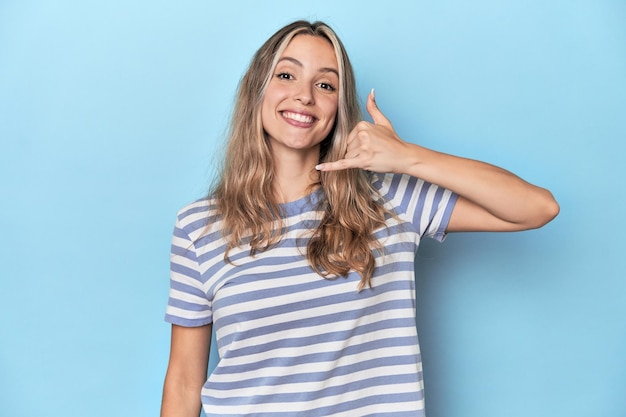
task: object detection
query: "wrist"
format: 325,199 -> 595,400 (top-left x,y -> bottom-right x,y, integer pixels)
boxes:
399,143 -> 428,177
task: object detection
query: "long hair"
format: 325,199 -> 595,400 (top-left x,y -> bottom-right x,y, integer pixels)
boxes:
212,20 -> 391,289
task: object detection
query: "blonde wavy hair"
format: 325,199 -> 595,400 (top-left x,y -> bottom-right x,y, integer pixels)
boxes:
212,20 -> 391,289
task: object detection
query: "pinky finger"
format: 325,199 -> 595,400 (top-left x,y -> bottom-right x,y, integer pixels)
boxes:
315,159 -> 357,171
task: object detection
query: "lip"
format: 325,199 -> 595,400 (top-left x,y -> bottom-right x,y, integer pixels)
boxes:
280,109 -> 317,127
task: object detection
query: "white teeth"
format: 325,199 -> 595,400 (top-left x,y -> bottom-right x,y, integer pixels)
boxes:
283,111 -> 314,124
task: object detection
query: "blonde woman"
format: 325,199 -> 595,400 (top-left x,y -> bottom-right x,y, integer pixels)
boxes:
161,20 -> 558,417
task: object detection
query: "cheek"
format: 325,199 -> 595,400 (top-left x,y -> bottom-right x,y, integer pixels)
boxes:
321,97 -> 339,123
261,85 -> 289,119
321,107 -> 338,138
260,92 -> 278,126
326,106 -> 339,129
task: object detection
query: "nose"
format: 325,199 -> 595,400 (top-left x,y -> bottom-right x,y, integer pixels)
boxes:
294,82 -> 314,105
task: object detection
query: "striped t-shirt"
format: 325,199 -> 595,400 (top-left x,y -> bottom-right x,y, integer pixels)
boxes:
165,173 -> 457,417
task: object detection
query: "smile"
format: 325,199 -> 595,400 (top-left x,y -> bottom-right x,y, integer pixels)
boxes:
281,111 -> 316,125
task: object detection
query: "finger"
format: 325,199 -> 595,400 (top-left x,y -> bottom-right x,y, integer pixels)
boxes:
366,89 -> 393,129
344,132 -> 362,155
315,159 -> 360,172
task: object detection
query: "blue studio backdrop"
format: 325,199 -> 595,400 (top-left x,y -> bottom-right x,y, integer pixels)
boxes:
1,1 -> 625,416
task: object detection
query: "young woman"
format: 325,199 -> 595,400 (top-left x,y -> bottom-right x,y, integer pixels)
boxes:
161,20 -> 558,417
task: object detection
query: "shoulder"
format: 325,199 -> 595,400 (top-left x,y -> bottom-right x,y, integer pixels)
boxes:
175,196 -> 221,241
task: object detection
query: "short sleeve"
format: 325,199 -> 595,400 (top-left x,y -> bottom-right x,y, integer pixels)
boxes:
419,181 -> 458,241
375,173 -> 458,242
164,216 -> 213,327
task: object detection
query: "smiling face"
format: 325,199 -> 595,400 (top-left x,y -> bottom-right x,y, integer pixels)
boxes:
261,34 -> 340,162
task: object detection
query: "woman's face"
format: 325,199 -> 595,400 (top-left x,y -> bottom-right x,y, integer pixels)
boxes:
261,35 -> 339,160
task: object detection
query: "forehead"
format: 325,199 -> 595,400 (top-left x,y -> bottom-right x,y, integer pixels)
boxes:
279,34 -> 338,69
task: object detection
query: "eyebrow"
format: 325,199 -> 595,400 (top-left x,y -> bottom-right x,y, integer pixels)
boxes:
277,57 -> 339,77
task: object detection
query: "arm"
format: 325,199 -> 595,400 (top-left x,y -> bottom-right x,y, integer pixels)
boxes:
316,90 -> 559,232
402,147 -> 559,232
161,324 -> 212,417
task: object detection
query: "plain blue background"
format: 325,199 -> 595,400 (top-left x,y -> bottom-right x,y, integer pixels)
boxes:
1,1 -> 625,416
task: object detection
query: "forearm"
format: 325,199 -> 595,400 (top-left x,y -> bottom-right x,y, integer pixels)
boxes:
160,375 -> 203,417
161,324 -> 211,417
401,143 -> 559,229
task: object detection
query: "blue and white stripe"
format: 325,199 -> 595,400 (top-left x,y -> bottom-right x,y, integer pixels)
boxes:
165,173 -> 457,417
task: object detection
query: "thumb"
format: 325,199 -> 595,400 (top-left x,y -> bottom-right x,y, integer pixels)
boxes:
366,89 -> 393,129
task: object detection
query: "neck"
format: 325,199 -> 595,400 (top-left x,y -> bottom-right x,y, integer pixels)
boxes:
272,147 -> 320,203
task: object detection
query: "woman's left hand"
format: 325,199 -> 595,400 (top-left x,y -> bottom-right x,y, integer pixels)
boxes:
316,90 -> 414,173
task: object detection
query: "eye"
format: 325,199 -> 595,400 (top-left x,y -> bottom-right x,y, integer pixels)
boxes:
318,82 -> 336,92
276,72 -> 293,80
